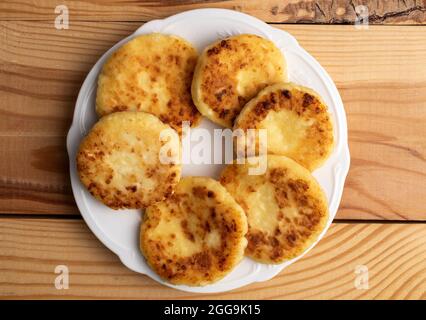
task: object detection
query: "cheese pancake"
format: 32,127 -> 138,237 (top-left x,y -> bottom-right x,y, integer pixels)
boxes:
77,111 -> 181,209
192,34 -> 287,127
96,33 -> 201,134
220,155 -> 329,264
234,82 -> 334,171
140,177 -> 248,286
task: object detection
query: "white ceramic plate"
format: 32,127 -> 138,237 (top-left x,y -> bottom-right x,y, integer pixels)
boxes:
67,8 -> 350,293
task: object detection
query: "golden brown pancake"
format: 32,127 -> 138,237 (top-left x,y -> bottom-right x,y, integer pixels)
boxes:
220,155 -> 329,264
77,111 -> 181,209
140,177 -> 248,286
233,82 -> 334,171
96,33 -> 201,134
192,34 -> 287,127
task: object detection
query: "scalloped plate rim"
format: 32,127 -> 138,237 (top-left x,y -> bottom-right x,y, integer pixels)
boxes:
67,8 -> 350,293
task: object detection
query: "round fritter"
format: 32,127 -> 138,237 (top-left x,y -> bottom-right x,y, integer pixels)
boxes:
233,82 -> 334,171
140,177 -> 248,286
192,34 -> 287,128
220,155 -> 329,264
77,111 -> 181,209
96,33 -> 201,134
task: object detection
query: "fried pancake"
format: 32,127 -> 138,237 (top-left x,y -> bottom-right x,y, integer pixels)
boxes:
220,155 -> 329,264
192,34 -> 287,127
96,33 -> 201,134
234,82 -> 334,171
77,111 -> 181,209
140,177 -> 248,286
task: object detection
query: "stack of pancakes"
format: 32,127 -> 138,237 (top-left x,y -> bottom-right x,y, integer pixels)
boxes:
77,33 -> 334,286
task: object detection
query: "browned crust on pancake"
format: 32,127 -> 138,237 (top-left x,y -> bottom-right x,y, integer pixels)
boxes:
220,156 -> 329,263
96,33 -> 201,134
140,177 -> 247,286
76,112 -> 181,209
192,34 -> 287,127
234,83 -> 334,170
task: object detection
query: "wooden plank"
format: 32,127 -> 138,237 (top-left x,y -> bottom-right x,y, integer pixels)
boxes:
0,22 -> 425,220
0,21 -> 134,215
0,0 -> 425,24
0,136 -> 76,215
0,218 -> 424,299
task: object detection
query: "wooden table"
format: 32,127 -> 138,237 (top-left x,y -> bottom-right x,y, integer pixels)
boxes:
0,1 -> 425,299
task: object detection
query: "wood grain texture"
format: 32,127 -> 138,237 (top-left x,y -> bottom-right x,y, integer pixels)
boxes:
0,0 -> 425,24
0,218 -> 424,299
1,21 -> 425,220
0,137 -> 75,215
